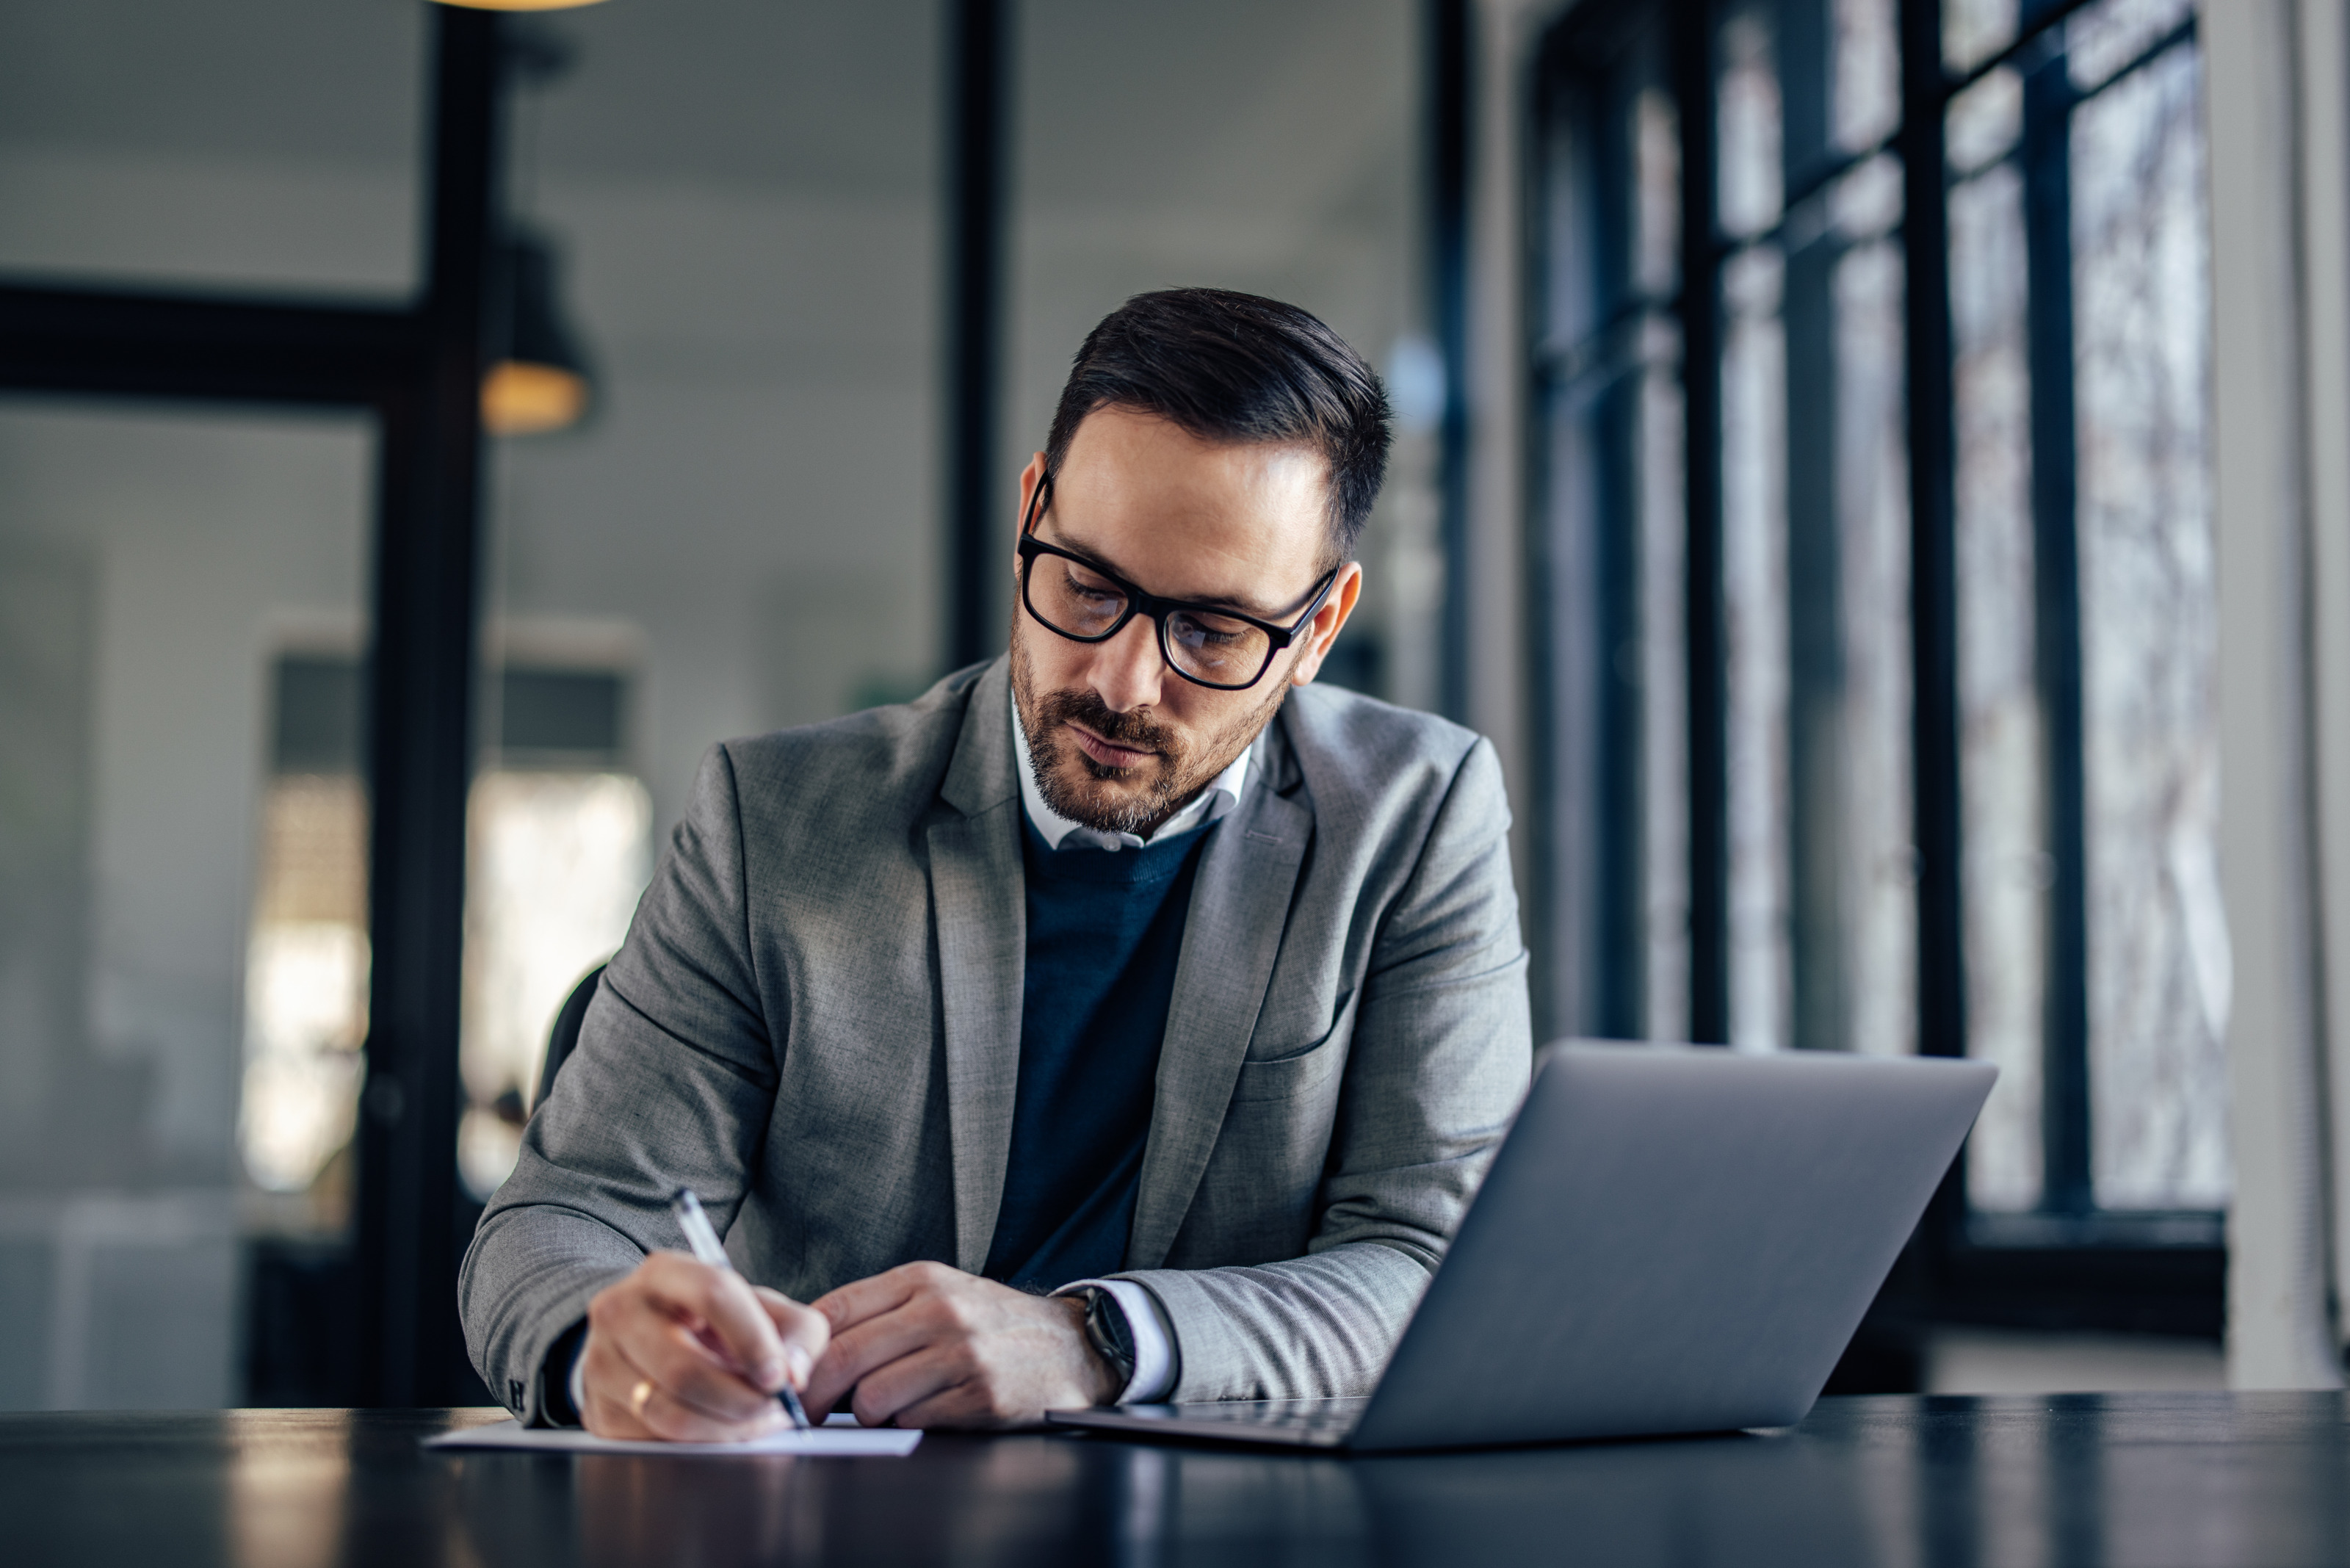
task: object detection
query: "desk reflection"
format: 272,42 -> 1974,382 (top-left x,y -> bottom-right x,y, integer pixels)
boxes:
459,1437 -> 1368,1568
12,1397 -> 2350,1568
452,1424 -> 1868,1567
430,1395 -> 2350,1568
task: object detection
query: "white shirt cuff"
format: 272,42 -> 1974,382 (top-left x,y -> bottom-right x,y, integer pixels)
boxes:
1056,1278 -> 1177,1403
566,1334 -> 589,1422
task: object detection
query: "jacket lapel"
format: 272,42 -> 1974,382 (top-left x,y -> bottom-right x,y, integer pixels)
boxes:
1126,728 -> 1310,1270
928,659 -> 1025,1274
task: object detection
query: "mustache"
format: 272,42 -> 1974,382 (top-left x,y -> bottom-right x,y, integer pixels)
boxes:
1037,688 -> 1175,756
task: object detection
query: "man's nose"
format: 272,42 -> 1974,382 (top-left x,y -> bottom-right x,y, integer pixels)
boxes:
1088,613 -> 1165,713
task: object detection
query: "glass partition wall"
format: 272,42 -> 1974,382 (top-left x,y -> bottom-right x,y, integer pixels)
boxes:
446,0 -> 947,1202
446,0 -> 1442,1210
0,404 -> 375,1409
1010,0 -> 1436,707
0,0 -> 427,1410
1,0 -> 1449,1405
0,0 -> 423,295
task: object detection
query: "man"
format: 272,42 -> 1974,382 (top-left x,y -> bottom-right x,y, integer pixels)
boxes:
461,287 -> 1530,1438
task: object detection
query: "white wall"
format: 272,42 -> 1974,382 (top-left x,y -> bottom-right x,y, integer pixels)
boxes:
2205,0 -> 2350,1390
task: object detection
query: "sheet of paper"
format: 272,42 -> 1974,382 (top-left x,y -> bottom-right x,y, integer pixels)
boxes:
424,1417 -> 921,1457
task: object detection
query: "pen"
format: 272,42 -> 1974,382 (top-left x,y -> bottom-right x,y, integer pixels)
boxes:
669,1188 -> 813,1430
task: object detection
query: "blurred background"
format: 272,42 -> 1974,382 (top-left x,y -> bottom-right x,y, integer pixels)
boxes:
1,0 -> 2344,1411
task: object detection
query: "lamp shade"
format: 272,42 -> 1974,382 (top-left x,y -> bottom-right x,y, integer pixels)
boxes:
430,1 -> 609,12
482,231 -> 594,436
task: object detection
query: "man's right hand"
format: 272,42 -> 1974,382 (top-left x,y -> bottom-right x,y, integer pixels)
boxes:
577,1251 -> 831,1441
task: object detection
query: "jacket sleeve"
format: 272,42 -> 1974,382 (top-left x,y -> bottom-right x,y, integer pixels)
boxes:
1119,736 -> 1533,1400
458,744 -> 783,1425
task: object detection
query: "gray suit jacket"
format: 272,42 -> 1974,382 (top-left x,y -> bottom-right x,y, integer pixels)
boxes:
460,656 -> 1530,1420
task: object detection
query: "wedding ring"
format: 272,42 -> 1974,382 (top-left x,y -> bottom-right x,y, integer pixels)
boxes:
629,1379 -> 655,1416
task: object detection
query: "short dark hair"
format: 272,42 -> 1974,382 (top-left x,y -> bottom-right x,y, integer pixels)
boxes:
1044,288 -> 1392,567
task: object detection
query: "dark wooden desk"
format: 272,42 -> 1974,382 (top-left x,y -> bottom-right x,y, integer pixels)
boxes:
10,1394 -> 2348,1567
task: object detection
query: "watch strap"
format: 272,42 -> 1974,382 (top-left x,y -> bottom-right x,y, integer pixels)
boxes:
1074,1285 -> 1137,1390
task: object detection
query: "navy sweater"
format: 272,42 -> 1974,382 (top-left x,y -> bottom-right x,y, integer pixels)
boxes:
982,817 -> 1211,1290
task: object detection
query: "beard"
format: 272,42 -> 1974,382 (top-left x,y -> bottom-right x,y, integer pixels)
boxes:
1010,631 -> 1290,837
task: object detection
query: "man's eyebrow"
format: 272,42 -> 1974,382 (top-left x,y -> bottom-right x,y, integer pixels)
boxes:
1045,530 -> 1285,618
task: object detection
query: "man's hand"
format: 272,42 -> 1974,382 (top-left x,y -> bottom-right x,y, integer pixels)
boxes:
803,1262 -> 1122,1428
577,1251 -> 830,1441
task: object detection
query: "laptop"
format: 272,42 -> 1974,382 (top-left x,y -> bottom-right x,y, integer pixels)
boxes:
1050,1040 -> 1995,1452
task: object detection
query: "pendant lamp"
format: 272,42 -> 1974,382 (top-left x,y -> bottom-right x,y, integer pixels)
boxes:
482,231 -> 596,436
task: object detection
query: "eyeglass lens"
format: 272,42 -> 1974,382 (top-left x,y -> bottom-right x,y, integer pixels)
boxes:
1024,553 -> 1271,687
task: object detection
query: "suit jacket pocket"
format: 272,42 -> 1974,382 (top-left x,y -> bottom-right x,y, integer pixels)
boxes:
1230,991 -> 1359,1104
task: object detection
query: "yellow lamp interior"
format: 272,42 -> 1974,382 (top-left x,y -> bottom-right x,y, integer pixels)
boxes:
482,361 -> 590,436
430,0 -> 609,12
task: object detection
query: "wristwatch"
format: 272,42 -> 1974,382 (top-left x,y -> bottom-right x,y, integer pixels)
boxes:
1071,1285 -> 1136,1394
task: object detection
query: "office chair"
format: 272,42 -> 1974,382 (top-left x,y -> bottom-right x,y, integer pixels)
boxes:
535,963 -> 608,1110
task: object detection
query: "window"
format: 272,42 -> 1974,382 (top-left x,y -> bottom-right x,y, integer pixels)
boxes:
458,660 -> 650,1202
1533,0 -> 2221,1324
242,655 -> 371,1214
238,653 -> 653,1208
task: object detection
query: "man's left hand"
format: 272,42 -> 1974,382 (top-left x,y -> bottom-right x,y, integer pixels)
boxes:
803,1262 -> 1121,1428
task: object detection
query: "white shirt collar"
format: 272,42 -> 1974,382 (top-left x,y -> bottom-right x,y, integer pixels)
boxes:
1010,687 -> 1252,853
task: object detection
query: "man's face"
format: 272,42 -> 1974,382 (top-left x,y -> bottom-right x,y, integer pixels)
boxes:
1009,406 -> 1363,837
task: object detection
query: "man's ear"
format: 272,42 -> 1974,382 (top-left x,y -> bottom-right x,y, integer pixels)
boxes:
1016,455 -> 1046,530
1010,453 -> 1048,569
1288,563 -> 1364,687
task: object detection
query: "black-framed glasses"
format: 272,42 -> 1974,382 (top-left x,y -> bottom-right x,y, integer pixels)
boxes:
1015,473 -> 1340,691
